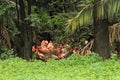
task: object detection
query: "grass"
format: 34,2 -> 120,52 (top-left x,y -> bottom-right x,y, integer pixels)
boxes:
0,53 -> 120,80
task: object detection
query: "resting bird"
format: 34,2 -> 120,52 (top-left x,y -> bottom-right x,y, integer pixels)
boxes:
47,41 -> 54,49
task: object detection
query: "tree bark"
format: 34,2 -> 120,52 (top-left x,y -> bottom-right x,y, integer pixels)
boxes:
0,17 -> 2,37
19,0 -> 32,60
24,0 -> 32,59
93,20 -> 110,59
16,0 -> 19,21
0,17 -> 1,54
116,42 -> 120,56
93,1 -> 110,59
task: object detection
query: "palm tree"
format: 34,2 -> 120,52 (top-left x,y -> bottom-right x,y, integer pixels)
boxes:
109,23 -> 120,55
0,0 -> 32,60
66,0 -> 120,59
0,0 -> 16,48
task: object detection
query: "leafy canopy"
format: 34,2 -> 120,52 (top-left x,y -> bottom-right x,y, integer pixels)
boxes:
66,0 -> 120,33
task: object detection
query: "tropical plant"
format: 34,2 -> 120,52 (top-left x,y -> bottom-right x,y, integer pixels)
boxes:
109,23 -> 120,54
0,45 -> 16,60
109,23 -> 120,44
1,53 -> 120,80
0,0 -> 17,48
66,0 -> 120,59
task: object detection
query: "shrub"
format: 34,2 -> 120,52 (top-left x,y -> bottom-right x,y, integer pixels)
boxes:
0,46 -> 16,60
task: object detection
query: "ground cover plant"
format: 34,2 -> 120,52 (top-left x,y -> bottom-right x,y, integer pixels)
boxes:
0,53 -> 120,80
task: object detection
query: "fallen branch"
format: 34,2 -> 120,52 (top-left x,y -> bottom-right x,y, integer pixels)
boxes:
80,39 -> 94,55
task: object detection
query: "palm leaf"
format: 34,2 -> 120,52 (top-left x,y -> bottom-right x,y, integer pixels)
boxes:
108,0 -> 120,19
109,23 -> 120,45
66,3 -> 93,33
66,0 -> 120,33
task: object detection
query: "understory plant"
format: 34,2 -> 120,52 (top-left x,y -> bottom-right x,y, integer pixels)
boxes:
0,46 -> 16,60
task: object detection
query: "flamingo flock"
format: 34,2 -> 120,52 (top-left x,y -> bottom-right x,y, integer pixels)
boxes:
32,40 -> 92,61
32,40 -> 71,61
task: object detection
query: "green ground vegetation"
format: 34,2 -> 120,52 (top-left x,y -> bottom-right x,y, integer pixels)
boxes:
0,53 -> 120,80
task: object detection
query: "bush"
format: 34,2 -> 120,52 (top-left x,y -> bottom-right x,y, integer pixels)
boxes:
0,46 -> 16,60
66,53 -> 102,65
110,53 -> 117,60
0,53 -> 120,80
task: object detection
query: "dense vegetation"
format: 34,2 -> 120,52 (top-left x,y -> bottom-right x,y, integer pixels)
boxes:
0,0 -> 120,60
0,53 -> 120,80
0,1 -> 120,80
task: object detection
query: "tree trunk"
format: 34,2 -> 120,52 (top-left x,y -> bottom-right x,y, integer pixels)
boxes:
24,0 -> 32,59
19,0 -> 32,60
23,26 -> 32,60
16,0 -> 19,21
0,17 -> 2,37
19,0 -> 26,58
0,17 -> 2,47
93,20 -> 110,59
0,16 -> 3,47
116,42 -> 120,57
93,1 -> 110,59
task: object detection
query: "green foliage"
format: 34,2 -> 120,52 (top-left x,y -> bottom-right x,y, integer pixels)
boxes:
0,0 -> 19,37
1,0 -> 120,60
111,13 -> 120,22
67,53 -> 102,65
26,5 -> 73,43
0,46 -> 16,60
25,8 -> 51,30
68,25 -> 93,47
0,53 -> 120,80
110,53 -> 117,60
8,27 -> 20,36
48,0 -> 79,14
0,1 -> 16,16
52,13 -> 71,27
66,0 -> 120,33
51,13 -> 72,43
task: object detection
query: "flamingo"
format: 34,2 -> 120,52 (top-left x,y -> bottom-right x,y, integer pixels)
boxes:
47,41 -> 54,49
32,46 -> 36,52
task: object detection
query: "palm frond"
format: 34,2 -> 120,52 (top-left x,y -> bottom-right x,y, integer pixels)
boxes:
109,23 -> 120,45
0,26 -> 11,48
66,0 -> 120,34
66,4 -> 93,33
107,0 -> 120,19
0,0 -> 16,16
97,1 -> 105,19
